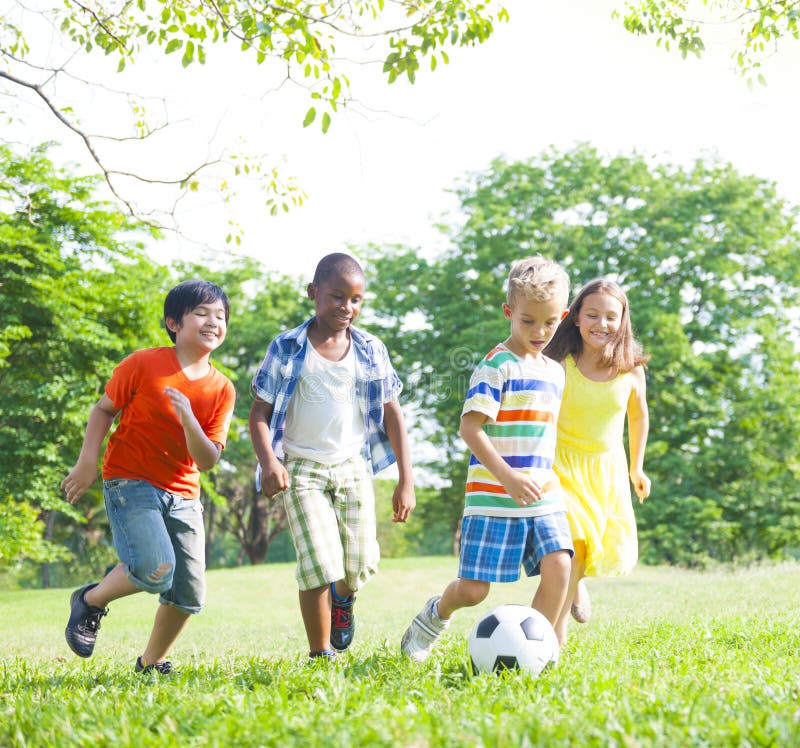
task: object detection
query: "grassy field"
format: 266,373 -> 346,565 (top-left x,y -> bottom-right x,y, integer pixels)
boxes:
1,557 -> 799,747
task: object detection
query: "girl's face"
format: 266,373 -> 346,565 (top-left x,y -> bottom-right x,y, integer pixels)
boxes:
575,291 -> 624,351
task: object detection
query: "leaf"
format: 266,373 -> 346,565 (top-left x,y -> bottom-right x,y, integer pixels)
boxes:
182,40 -> 194,67
165,39 -> 182,54
321,112 -> 331,133
303,107 -> 317,127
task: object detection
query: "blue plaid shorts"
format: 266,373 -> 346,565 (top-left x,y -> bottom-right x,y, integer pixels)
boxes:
458,511 -> 574,582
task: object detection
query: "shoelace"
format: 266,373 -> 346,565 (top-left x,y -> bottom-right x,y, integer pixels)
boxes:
81,608 -> 107,633
332,608 -> 351,628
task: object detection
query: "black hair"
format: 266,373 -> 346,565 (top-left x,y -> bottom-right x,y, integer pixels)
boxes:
163,279 -> 230,343
312,252 -> 364,286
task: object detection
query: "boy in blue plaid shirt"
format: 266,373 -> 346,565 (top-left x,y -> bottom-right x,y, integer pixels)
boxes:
249,253 -> 415,661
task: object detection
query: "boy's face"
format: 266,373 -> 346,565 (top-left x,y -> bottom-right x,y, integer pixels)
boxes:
503,295 -> 567,359
167,300 -> 228,353
308,271 -> 365,333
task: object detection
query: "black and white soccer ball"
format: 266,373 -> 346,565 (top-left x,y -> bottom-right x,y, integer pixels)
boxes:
467,604 -> 559,676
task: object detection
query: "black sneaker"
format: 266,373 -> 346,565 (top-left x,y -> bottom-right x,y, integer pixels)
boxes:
65,583 -> 107,658
135,656 -> 175,674
330,583 -> 355,652
308,649 -> 338,663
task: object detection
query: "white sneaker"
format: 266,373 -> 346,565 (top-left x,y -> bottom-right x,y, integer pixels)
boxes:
400,595 -> 450,662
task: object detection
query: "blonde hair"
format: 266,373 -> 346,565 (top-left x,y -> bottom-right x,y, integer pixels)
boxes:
507,256 -> 570,306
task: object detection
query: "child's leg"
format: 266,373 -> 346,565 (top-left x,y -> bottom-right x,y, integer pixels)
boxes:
84,563 -> 139,608
531,550 -> 571,627
521,511 -> 574,642
136,494 -> 206,666
554,541 -> 586,645
437,578 -> 491,620
282,458 -> 350,654
299,585 -> 333,653
140,604 -> 191,666
330,456 -> 379,651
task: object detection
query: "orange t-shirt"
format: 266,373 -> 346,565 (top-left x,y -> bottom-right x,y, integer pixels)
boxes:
102,347 -> 235,498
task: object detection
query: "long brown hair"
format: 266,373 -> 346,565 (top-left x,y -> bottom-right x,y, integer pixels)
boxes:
543,279 -> 649,373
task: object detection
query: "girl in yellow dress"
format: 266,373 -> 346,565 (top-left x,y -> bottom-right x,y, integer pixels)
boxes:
543,279 -> 651,645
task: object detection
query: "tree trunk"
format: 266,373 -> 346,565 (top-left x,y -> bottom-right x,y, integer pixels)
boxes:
40,510 -> 57,589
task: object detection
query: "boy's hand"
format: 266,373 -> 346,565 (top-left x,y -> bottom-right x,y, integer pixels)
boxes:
61,460 -> 98,504
165,386 -> 197,427
391,482 -> 416,523
502,471 -> 546,507
630,468 -> 651,503
261,460 -> 290,499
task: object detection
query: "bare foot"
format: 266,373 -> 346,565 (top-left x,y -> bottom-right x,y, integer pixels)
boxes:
570,578 -> 591,623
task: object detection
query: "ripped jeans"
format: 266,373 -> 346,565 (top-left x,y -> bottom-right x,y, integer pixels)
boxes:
103,479 -> 206,615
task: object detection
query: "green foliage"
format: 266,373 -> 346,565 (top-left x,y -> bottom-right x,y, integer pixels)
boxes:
375,479 -> 452,557
0,143 -> 166,565
8,1 -> 506,132
0,499 -> 67,566
617,0 -> 800,81
1,560 -> 800,745
365,144 -> 800,564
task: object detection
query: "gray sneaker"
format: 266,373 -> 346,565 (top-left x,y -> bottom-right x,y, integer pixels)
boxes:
401,595 -> 450,663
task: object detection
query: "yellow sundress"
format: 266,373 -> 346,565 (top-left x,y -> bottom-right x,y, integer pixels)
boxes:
554,355 -> 638,577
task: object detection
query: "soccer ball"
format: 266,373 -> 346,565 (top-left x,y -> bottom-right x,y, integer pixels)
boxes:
467,604 -> 559,676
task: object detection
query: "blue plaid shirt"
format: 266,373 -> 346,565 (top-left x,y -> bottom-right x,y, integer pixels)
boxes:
251,318 -> 403,475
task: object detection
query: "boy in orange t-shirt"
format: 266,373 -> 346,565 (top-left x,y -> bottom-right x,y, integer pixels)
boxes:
61,280 -> 235,673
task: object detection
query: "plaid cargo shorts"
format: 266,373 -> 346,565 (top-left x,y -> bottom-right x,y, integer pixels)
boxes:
281,454 -> 380,592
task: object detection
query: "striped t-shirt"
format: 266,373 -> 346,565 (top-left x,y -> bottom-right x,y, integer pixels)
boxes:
461,344 -> 566,517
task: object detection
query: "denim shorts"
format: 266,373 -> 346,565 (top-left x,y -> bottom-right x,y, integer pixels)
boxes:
458,511 -> 574,582
103,478 -> 206,615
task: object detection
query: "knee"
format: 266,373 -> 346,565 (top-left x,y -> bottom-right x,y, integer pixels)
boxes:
544,551 -> 572,583
132,561 -> 174,593
459,579 -> 490,607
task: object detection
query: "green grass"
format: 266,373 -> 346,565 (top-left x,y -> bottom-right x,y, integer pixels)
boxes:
2,558 -> 799,747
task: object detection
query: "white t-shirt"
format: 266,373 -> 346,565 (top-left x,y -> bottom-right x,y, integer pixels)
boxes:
282,342 -> 366,464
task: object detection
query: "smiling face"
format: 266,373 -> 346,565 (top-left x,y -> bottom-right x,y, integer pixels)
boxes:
503,296 -> 567,361
575,291 -> 624,351
168,299 -> 228,354
308,270 -> 365,335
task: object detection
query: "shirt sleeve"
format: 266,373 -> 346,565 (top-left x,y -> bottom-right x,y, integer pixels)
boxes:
251,338 -> 282,404
461,360 -> 504,422
375,339 -> 403,403
104,351 -> 140,410
205,378 -> 236,448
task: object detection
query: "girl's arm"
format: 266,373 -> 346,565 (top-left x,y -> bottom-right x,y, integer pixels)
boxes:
61,394 -> 119,504
460,410 -> 546,506
627,366 -> 651,503
383,399 -> 416,523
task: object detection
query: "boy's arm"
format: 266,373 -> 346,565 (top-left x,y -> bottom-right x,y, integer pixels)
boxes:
62,394 -> 119,504
383,399 -> 415,523
459,410 -> 547,506
164,386 -> 224,472
248,397 -> 289,498
627,366 -> 651,503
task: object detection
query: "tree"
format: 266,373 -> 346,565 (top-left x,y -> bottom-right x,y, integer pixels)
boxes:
0,142 -> 168,571
1,1 -> 506,232
617,0 -> 800,81
365,144 -> 800,564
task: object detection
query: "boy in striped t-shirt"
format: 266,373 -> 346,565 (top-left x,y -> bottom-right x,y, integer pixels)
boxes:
401,256 -> 574,661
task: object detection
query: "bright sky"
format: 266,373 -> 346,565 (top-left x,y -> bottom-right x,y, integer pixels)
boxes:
8,0 -> 800,280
